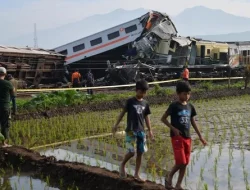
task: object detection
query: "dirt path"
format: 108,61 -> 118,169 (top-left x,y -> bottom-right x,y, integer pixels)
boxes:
14,88 -> 250,121
0,146 -> 165,190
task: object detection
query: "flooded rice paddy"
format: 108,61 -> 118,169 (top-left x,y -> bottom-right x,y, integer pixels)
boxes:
12,95 -> 250,189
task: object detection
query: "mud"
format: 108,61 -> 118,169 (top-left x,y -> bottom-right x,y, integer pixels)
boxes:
14,88 -> 250,120
0,146 -> 165,190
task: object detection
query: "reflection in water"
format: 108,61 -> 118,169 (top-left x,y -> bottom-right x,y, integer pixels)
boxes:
0,172 -> 59,190
40,140 -> 250,190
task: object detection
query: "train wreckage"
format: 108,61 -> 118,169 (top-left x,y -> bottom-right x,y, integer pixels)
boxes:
54,10 -> 247,85
1,10 -> 249,87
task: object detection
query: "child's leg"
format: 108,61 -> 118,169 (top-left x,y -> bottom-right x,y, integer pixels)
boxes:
166,136 -> 187,188
134,152 -> 143,179
175,137 -> 191,189
120,132 -> 136,177
120,152 -> 135,176
134,131 -> 147,182
175,164 -> 187,189
166,164 -> 184,189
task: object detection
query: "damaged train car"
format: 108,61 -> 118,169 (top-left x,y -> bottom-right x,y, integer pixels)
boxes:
0,46 -> 65,87
54,10 -> 244,85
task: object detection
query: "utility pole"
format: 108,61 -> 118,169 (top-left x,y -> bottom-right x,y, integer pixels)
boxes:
34,23 -> 38,49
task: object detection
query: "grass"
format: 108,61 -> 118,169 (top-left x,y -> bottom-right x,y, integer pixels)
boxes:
15,80 -> 245,112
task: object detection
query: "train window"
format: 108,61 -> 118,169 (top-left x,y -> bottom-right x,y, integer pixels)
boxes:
248,50 -> 250,55
108,31 -> 120,40
243,50 -> 247,56
90,37 -> 102,46
125,25 -> 137,34
59,49 -> 68,55
73,43 -> 85,52
207,49 -> 211,54
170,41 -> 175,49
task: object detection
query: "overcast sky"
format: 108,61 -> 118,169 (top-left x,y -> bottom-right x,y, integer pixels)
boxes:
1,0 -> 250,42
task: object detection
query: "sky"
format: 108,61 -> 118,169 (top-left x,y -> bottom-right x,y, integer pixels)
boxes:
1,0 -> 250,43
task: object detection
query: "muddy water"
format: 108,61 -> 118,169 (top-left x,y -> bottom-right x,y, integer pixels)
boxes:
40,139 -> 250,190
0,172 -> 59,190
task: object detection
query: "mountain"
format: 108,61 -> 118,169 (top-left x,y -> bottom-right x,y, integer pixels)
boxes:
3,6 -> 250,48
173,6 -> 250,36
2,8 -> 148,49
196,31 -> 250,41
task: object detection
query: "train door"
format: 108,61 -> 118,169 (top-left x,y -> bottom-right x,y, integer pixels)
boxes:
201,45 -> 205,64
188,41 -> 197,65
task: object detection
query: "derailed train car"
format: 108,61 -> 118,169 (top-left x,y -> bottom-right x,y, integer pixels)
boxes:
0,46 -> 65,87
52,10 -> 248,85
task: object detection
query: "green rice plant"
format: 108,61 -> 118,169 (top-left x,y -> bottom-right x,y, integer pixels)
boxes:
45,175 -> 50,186
29,177 -> 33,190
214,178 -> 218,190
59,178 -> 64,187
203,183 -> 208,190
200,167 -> 204,181
213,157 -> 218,177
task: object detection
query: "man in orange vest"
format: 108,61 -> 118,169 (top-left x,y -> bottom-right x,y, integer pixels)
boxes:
71,69 -> 81,88
182,65 -> 189,81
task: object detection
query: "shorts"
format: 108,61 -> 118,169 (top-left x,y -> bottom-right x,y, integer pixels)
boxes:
125,131 -> 147,153
171,136 -> 191,165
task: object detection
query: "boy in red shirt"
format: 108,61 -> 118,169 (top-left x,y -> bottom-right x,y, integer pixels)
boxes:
161,81 -> 207,190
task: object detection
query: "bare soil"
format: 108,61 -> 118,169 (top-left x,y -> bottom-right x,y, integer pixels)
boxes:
0,146 -> 165,190
14,88 -> 250,121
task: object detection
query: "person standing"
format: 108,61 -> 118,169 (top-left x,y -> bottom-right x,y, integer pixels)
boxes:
86,70 -> 94,95
182,66 -> 189,82
0,67 -> 14,147
112,80 -> 154,182
71,69 -> 81,88
7,74 -> 18,115
161,81 -> 207,189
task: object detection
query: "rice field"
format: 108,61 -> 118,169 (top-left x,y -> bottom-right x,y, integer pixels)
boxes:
9,95 -> 250,189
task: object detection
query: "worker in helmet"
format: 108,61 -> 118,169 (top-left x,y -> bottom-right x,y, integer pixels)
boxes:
71,69 -> 81,88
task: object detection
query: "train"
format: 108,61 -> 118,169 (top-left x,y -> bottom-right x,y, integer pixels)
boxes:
1,10 -> 249,87
0,46 -> 66,88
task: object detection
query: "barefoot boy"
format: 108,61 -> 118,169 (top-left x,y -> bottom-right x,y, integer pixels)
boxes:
112,79 -> 154,182
161,81 -> 207,190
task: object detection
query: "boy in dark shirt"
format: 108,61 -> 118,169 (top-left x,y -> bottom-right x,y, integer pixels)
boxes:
161,81 -> 207,190
112,79 -> 154,182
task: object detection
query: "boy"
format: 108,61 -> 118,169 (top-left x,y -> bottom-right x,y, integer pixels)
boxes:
112,79 -> 154,182
161,81 -> 207,190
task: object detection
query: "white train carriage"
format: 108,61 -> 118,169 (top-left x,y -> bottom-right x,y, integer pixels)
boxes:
54,16 -> 147,65
53,11 -> 177,65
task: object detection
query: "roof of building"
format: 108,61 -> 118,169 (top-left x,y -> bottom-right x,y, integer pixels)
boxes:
0,45 -> 65,56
